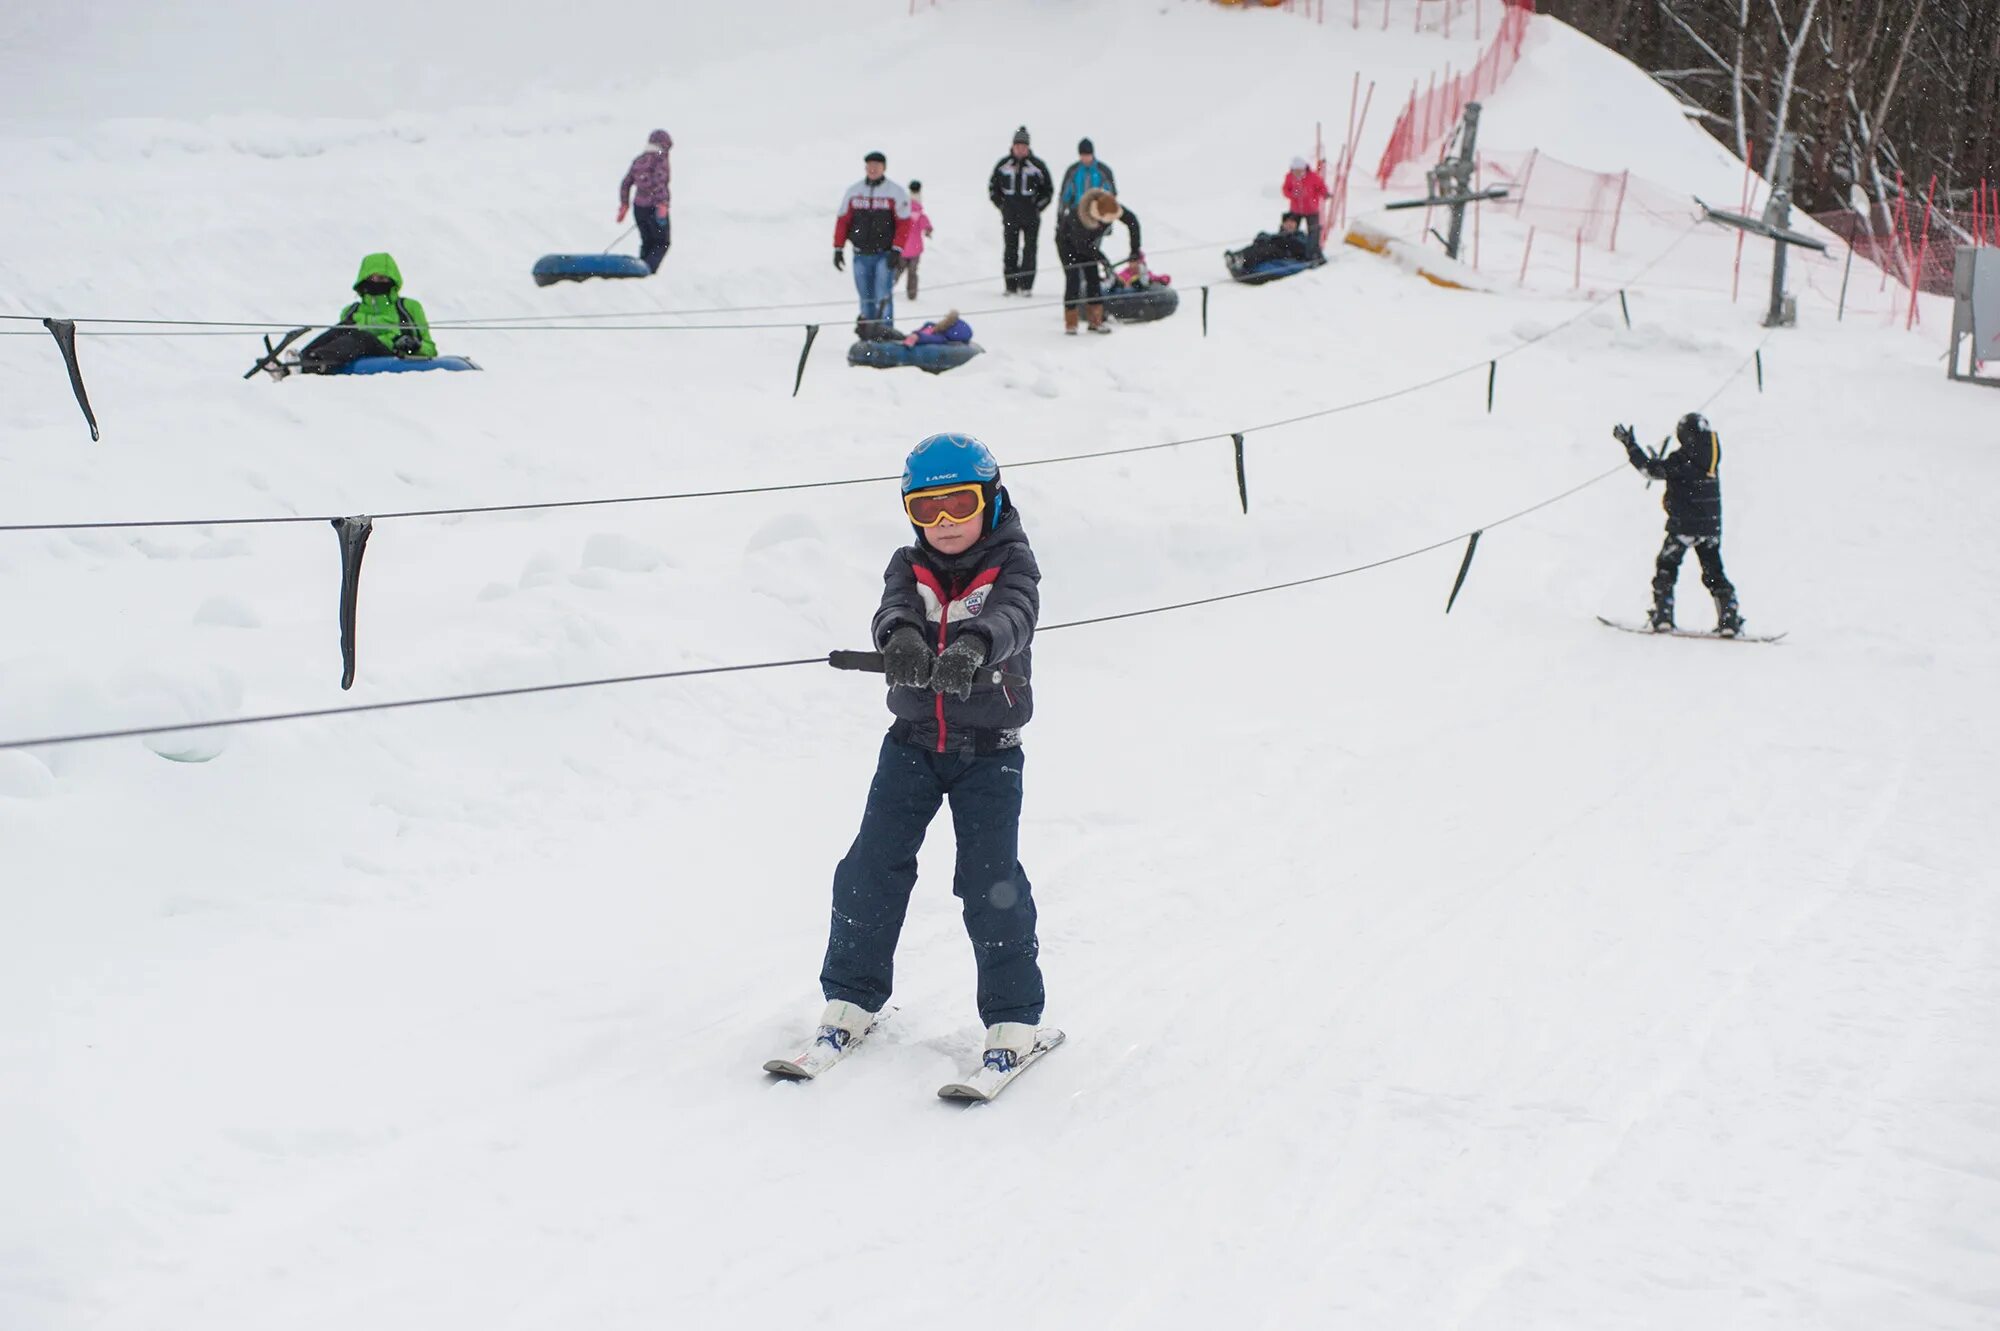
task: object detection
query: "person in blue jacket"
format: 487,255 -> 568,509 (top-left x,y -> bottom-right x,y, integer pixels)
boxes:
812,433 -> 1047,1074
1058,138 -> 1117,215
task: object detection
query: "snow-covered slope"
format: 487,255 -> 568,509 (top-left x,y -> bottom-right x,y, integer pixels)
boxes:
4,4 -> 1997,1329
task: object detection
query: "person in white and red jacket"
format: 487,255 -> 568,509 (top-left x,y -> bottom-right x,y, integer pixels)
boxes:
832,151 -> 913,338
1282,155 -> 1329,255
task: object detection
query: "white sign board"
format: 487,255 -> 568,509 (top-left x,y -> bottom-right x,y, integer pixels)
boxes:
1975,247 -> 2000,360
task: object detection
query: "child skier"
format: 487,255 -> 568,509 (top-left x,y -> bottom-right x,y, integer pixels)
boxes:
811,433 -> 1047,1075
1613,413 -> 1745,635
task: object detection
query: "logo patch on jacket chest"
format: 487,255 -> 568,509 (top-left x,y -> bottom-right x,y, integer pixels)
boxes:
961,587 -> 990,617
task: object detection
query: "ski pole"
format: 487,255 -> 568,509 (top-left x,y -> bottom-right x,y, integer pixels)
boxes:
829,650 -> 1026,689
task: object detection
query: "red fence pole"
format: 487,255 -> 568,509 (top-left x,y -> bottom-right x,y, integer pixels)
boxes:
1608,169 -> 1630,252
1519,224 -> 1535,285
1574,227 -> 1583,290
1907,174 -> 1937,330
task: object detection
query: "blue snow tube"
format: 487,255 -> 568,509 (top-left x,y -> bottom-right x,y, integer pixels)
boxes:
847,340 -> 985,374
1225,250 -> 1328,285
334,355 -> 482,375
532,253 -> 654,287
1102,283 -> 1180,323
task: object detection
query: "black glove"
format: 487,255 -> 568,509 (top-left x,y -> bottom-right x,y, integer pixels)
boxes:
929,636 -> 987,701
888,251 -> 905,275
392,332 -> 421,355
882,626 -> 933,689
833,250 -> 846,272
1612,424 -> 1637,448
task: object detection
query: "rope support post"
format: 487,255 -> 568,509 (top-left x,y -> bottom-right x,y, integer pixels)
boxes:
1445,530 -> 1483,613
332,516 -> 374,690
42,318 -> 100,441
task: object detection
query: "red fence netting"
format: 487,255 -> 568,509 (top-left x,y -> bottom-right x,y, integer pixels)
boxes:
1374,0 -> 1533,187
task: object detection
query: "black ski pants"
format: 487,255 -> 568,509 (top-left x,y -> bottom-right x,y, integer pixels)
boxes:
1652,533 -> 1736,613
635,208 -> 671,273
1062,256 -> 1104,309
1001,209 -> 1041,292
297,326 -> 389,375
821,734 -> 1044,1028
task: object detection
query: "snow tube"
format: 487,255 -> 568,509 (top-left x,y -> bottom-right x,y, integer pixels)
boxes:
1225,250 -> 1327,285
1101,283 -> 1180,323
846,340 -> 985,374
334,355 -> 482,375
532,253 -> 653,287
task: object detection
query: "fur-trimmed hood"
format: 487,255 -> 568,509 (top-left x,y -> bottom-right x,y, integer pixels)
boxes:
1078,187 -> 1121,228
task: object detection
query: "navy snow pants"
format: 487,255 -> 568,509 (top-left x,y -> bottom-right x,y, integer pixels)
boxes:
821,734 -> 1044,1028
635,208 -> 671,273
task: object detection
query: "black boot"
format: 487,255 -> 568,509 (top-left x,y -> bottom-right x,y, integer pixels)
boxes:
1647,603 -> 1675,633
1714,599 -> 1744,637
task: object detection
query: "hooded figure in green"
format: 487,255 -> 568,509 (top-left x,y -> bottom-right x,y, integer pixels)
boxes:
339,252 -> 437,358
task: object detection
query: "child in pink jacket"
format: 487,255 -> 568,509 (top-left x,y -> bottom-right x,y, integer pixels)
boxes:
904,180 -> 936,299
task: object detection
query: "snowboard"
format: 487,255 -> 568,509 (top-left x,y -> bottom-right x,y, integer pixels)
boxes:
764,1008 -> 892,1081
1597,615 -> 1786,644
937,1028 -> 1066,1103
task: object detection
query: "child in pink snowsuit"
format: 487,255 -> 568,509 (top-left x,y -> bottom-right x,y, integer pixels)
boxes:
904,180 -> 935,299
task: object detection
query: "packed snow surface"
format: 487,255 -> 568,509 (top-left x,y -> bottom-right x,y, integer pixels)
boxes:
3,3 -> 1996,1329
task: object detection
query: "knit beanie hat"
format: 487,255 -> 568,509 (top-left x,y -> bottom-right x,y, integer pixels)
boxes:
1013,126 -> 1031,146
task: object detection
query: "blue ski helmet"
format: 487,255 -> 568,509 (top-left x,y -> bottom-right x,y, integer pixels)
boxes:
902,432 -> 1004,529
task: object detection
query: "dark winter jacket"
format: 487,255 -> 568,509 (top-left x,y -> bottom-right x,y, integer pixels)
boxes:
1058,158 -> 1117,213
871,499 -> 1038,753
620,130 -> 673,210
1622,429 -> 1723,537
833,177 -> 914,255
338,252 -> 436,358
990,153 -> 1054,215
1239,228 -> 1318,268
1056,204 -> 1142,267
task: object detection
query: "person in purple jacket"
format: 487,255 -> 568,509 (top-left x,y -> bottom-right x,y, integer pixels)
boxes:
617,129 -> 673,273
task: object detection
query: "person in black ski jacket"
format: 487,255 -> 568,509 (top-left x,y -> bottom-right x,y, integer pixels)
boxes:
1614,412 -> 1743,634
1235,214 -> 1320,268
1055,188 -> 1140,334
989,126 -> 1054,294
812,432 -> 1046,1074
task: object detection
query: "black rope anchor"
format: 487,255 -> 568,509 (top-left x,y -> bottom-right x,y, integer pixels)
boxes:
1486,360 -> 1498,414
1445,530 -> 1482,613
1231,433 -> 1249,513
332,516 -> 373,690
42,319 -> 100,441
792,324 -> 821,398
1200,286 -> 1210,338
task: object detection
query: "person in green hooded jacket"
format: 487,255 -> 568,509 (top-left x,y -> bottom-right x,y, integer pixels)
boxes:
297,252 -> 438,373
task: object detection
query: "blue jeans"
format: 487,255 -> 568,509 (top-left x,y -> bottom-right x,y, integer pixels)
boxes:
821,735 -> 1044,1027
852,251 -> 896,329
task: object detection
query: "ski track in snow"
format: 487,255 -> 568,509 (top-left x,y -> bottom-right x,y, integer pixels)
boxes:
3,2 -> 1999,1329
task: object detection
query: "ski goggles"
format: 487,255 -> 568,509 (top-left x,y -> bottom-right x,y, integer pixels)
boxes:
903,483 -> 986,528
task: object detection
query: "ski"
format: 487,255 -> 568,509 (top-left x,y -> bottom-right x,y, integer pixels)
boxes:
763,1007 -> 892,1081
1597,615 -> 1786,644
243,326 -> 312,380
937,1028 -> 1065,1103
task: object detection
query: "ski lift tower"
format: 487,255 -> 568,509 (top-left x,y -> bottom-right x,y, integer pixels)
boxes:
1696,133 -> 1828,328
1384,102 -> 1509,262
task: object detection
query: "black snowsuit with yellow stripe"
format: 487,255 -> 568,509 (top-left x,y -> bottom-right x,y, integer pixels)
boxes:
1621,427 -> 1737,622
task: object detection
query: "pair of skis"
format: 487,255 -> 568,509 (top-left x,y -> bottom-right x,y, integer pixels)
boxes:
763,1011 -> 1065,1103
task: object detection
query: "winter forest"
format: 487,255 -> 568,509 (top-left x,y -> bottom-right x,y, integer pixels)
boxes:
1542,0 -> 1999,220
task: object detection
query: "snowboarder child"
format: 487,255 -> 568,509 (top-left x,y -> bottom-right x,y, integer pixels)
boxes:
1614,413 -> 1745,635
812,433 -> 1047,1074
